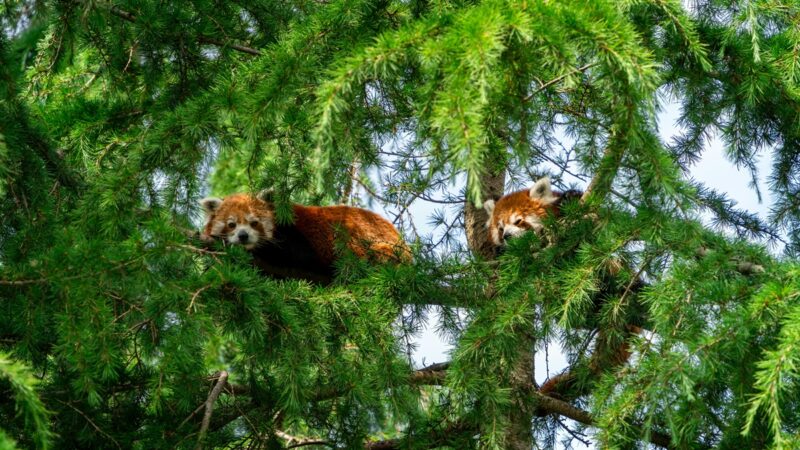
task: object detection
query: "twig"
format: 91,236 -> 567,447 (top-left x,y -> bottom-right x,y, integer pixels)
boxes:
197,36 -> 261,56
194,370 -> 229,450
523,63 -> 597,101
169,243 -> 225,256
556,416 -> 592,447
187,285 -> 212,313
275,430 -> 333,448
580,145 -> 621,204
696,246 -> 766,275
179,402 -> 208,431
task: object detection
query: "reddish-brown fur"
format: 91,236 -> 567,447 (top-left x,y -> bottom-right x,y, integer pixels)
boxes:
201,193 -> 409,264
291,204 -> 410,265
486,189 -> 554,240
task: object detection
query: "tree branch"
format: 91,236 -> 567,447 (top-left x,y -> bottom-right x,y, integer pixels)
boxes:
532,391 -> 676,449
194,370 -> 228,450
276,430 -> 332,448
208,360 -> 681,449
408,362 -> 449,386
523,63 -> 597,101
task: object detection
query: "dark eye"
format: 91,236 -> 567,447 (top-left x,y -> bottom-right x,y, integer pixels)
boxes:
514,219 -> 524,226
250,221 -> 259,228
228,222 -> 236,229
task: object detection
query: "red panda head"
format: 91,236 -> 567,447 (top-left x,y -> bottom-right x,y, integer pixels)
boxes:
200,192 -> 275,249
483,177 -> 562,247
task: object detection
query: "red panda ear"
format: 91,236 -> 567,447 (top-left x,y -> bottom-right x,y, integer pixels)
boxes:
483,199 -> 495,216
529,177 -> 556,203
200,197 -> 223,215
256,189 -> 274,203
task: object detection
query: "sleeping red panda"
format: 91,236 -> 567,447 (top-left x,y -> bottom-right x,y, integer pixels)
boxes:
483,177 -> 642,400
482,177 -> 581,248
200,191 -> 409,283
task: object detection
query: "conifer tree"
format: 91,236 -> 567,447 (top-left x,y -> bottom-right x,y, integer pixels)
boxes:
2,0 -> 800,448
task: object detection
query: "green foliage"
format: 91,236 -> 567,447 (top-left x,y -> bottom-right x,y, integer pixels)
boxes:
2,0 -> 800,448
0,353 -> 52,449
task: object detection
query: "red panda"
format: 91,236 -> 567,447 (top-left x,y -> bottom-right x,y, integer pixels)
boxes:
200,192 -> 409,282
483,177 -> 581,248
483,177 -> 642,400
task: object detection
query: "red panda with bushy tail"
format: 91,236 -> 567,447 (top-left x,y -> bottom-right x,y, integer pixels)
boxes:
200,191 -> 409,283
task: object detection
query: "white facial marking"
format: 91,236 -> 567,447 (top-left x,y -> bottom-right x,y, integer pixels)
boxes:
527,214 -> 545,233
227,223 -> 260,249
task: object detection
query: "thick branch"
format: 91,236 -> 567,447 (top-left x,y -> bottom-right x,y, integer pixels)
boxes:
364,421 -> 473,450
409,363 -> 449,385
222,362 -> 450,404
532,391 -> 675,449
210,361 -> 679,449
314,362 -> 450,401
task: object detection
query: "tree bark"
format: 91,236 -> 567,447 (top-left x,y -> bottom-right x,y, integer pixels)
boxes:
506,343 -> 536,450
464,169 -> 505,260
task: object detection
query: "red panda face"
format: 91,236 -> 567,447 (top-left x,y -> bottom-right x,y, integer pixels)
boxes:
200,193 -> 275,250
483,177 -> 560,247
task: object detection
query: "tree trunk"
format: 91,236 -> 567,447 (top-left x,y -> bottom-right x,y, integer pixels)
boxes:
464,168 -> 535,448
506,342 -> 536,450
464,169 -> 505,260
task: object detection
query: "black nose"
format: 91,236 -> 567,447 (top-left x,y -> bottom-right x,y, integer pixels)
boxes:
237,231 -> 249,243
503,230 -> 514,239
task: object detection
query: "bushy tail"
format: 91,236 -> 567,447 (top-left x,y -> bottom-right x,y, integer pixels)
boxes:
370,241 -> 412,263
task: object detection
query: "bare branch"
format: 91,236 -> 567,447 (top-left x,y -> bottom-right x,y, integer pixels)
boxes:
194,370 -> 229,450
